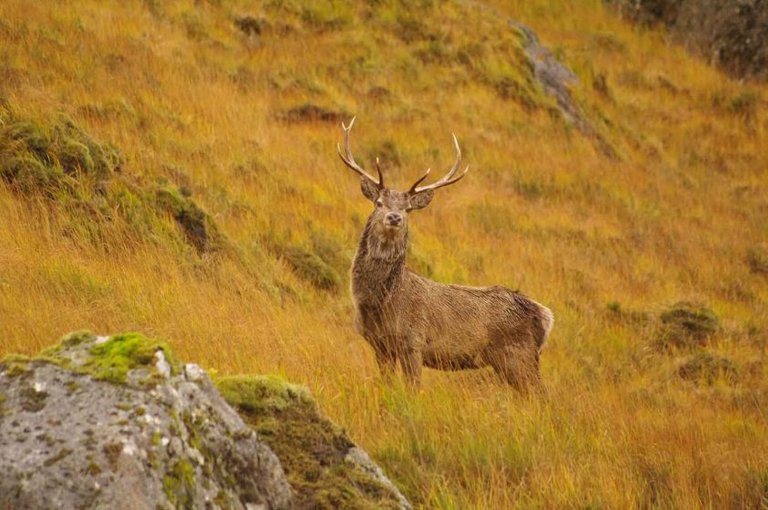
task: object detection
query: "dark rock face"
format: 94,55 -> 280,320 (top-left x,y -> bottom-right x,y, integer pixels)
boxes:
0,332 -> 412,510
610,0 -> 768,80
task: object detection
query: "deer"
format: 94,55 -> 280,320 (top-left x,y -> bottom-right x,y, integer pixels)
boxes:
337,118 -> 554,392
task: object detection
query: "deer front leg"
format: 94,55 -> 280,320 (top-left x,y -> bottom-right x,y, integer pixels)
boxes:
400,347 -> 423,386
365,334 -> 397,380
374,347 -> 397,379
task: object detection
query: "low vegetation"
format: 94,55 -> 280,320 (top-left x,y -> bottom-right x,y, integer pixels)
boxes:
217,375 -> 404,508
1,0 -> 766,508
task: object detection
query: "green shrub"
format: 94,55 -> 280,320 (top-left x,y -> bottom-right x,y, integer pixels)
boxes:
156,186 -> 221,254
657,302 -> 719,349
678,351 -> 738,385
280,244 -> 340,291
310,230 -> 352,275
0,106 -> 224,254
55,139 -> 94,173
3,121 -> 51,159
0,156 -> 62,195
746,245 -> 768,275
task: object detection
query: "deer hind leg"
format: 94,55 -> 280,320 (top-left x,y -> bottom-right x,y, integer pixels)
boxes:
485,344 -> 543,394
400,348 -> 423,386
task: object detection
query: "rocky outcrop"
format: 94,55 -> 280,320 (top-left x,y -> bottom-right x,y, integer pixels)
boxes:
510,21 -> 618,159
610,0 -> 768,80
0,332 -> 411,510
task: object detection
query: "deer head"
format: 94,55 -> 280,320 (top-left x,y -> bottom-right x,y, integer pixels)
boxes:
337,117 -> 469,242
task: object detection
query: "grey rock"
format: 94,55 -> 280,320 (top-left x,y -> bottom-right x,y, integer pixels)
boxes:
0,334 -> 292,510
0,333 -> 412,509
345,447 -> 413,510
510,20 -> 618,159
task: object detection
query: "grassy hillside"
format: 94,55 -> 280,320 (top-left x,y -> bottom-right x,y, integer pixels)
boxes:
1,0 -> 767,507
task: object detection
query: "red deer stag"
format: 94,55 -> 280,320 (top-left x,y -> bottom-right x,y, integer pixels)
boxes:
338,118 -> 553,392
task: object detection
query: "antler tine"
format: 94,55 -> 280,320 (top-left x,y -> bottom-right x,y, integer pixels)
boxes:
412,133 -> 469,193
375,158 -> 385,189
407,168 -> 431,193
337,116 -> 382,187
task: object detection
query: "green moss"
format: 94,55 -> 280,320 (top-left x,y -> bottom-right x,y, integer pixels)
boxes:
83,333 -> 179,384
156,185 -> 221,254
213,490 -> 232,508
103,442 -> 122,472
1,120 -> 51,159
19,386 -> 48,412
215,374 -> 314,414
0,111 -> 120,196
746,245 -> 768,275
292,0 -> 354,30
85,462 -> 103,476
310,230 -> 352,276
181,410 -> 204,451
65,380 -> 80,394
234,15 -> 265,36
678,351 -> 739,385
0,105 -> 221,253
0,156 -> 62,195
37,331 -> 179,385
163,459 -> 196,508
55,139 -> 94,173
657,302 -> 719,350
216,375 -> 402,509
281,245 -> 340,291
43,448 -> 73,467
60,330 -> 98,348
0,354 -> 31,377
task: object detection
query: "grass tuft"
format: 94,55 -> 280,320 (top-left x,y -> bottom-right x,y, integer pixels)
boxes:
657,302 -> 719,349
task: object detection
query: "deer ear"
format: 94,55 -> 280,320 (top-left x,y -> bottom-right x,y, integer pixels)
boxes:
408,190 -> 435,210
360,177 -> 380,202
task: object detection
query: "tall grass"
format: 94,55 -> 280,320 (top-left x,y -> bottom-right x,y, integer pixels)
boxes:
1,0 -> 767,507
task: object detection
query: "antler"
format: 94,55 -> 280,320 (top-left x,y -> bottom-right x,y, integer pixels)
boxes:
337,117 -> 384,187
409,133 -> 469,194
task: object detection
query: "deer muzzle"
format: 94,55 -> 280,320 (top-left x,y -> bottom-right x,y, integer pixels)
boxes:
384,212 -> 403,228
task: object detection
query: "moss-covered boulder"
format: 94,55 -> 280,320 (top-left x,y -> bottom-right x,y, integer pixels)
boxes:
0,332 -> 411,510
217,376 -> 411,509
0,332 -> 291,509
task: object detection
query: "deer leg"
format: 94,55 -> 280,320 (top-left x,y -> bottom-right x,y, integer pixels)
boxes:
486,344 -> 542,394
400,348 -> 423,386
366,334 -> 397,380
374,348 -> 397,379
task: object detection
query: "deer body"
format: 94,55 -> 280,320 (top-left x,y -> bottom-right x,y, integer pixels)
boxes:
339,119 -> 553,391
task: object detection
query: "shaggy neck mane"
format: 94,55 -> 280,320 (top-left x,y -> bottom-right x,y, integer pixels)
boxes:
352,217 -> 408,303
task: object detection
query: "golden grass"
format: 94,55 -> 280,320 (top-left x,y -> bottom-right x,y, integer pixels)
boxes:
1,0 -> 767,507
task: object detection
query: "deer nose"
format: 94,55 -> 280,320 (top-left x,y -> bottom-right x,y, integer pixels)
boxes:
385,212 -> 403,226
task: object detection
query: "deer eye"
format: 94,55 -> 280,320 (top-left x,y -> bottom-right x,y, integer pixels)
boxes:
375,200 -> 384,208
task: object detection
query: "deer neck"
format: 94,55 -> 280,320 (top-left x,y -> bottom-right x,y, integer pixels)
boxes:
351,217 -> 408,305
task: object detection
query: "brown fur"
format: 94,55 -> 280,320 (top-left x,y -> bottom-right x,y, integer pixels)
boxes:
349,185 -> 554,392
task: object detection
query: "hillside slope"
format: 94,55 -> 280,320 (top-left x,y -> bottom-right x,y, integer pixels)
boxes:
1,0 -> 767,508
